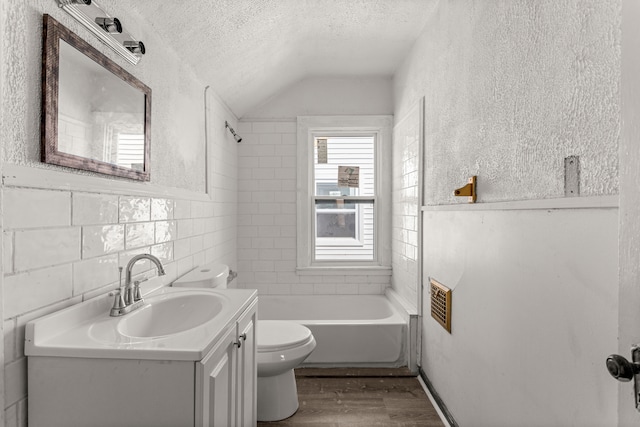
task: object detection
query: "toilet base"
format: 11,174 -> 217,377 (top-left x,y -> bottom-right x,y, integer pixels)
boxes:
257,369 -> 299,422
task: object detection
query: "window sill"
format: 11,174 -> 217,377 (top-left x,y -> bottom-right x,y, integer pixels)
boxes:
296,266 -> 392,276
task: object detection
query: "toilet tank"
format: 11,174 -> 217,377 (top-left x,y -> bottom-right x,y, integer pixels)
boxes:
172,263 -> 229,289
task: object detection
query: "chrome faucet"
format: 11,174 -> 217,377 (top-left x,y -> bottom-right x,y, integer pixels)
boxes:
110,254 -> 166,317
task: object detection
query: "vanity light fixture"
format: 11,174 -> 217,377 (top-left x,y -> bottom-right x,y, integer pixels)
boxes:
95,17 -> 122,33
225,121 -> 243,143
57,0 -> 145,65
124,40 -> 145,55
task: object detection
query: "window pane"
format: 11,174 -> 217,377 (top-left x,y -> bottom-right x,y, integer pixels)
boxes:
317,212 -> 356,238
313,136 -> 376,261
315,201 -> 374,261
314,137 -> 375,197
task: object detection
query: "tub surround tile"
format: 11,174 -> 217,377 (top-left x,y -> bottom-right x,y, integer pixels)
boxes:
72,193 -> 119,225
337,283 -> 359,295
275,121 -> 297,134
275,260 -> 296,271
251,121 -> 277,133
14,228 -> 81,271
82,225 -> 125,259
290,283 -> 314,295
4,265 -> 73,318
314,283 -> 337,294
358,283 -> 385,295
119,197 -> 151,223
4,188 -> 71,230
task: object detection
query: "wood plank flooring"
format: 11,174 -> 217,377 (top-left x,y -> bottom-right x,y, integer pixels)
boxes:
257,369 -> 445,427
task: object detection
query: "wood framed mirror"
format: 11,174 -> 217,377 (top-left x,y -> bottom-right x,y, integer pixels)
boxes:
41,14 -> 151,181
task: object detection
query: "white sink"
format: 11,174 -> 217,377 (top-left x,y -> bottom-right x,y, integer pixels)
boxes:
25,285 -> 257,361
117,292 -> 226,338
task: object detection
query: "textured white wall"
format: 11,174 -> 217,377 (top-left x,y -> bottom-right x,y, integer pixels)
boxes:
3,0 -> 207,193
393,1 -> 622,426
242,76 -> 393,120
394,0 -> 620,204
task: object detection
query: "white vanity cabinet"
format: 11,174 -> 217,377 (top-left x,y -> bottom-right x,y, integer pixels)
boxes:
196,299 -> 257,427
26,288 -> 257,427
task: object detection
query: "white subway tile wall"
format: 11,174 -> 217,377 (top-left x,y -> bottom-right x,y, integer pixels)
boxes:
237,120 -> 391,294
391,106 -> 421,309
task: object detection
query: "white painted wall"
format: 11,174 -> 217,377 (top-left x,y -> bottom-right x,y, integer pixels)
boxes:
422,207 -> 618,426
0,2 -> 238,425
394,1 -> 621,426
242,76 -> 393,120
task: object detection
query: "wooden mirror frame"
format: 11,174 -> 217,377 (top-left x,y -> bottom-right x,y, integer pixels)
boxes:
41,14 -> 152,181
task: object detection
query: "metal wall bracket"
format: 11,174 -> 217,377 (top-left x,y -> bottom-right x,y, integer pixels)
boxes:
454,176 -> 477,203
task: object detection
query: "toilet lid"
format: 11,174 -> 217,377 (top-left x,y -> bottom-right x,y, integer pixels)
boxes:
257,320 -> 313,352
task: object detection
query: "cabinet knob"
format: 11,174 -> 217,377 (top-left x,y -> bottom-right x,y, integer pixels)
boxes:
235,334 -> 247,348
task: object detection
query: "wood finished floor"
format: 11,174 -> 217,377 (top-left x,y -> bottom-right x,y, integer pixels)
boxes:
257,369 -> 445,427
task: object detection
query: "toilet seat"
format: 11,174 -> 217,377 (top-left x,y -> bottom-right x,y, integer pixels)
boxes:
258,320 -> 313,352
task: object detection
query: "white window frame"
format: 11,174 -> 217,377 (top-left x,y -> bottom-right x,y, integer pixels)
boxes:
296,115 -> 392,272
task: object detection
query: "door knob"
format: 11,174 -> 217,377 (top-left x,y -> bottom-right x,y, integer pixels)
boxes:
606,354 -> 640,382
606,346 -> 640,412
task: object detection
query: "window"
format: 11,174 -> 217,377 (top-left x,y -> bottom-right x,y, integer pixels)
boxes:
297,116 -> 392,270
116,133 -> 145,170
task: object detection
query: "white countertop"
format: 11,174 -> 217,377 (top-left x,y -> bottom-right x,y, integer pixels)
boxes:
24,285 -> 257,361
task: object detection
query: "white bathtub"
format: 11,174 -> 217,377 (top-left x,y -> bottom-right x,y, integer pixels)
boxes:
258,295 -> 407,367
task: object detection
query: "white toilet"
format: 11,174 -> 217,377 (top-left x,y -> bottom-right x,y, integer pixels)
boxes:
172,263 -> 316,422
256,320 -> 316,422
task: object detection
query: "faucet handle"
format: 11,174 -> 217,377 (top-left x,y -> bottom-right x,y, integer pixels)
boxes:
133,280 -> 143,302
110,289 -> 127,316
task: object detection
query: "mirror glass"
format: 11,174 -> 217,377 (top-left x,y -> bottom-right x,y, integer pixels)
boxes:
58,40 -> 146,170
42,15 -> 151,181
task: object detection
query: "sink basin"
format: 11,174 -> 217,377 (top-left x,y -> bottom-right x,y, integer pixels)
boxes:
117,292 -> 226,338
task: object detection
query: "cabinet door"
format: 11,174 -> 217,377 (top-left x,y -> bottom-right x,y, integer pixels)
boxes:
197,326 -> 237,427
236,306 -> 257,427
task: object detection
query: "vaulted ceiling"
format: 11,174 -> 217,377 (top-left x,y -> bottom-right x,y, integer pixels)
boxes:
130,0 -> 434,117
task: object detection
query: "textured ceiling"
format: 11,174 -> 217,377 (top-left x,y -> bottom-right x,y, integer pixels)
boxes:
129,0 -> 434,117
